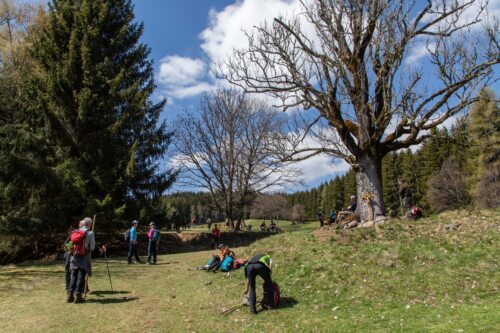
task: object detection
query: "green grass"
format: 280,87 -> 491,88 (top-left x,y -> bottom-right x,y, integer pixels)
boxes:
0,210 -> 498,332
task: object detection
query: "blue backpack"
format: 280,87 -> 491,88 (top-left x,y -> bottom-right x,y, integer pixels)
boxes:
220,256 -> 234,272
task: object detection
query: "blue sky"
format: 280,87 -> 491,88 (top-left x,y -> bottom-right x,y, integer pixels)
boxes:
23,0 -> 500,191
130,0 -> 499,192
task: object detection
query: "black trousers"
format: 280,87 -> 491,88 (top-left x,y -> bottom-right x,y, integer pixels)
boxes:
246,263 -> 273,313
65,254 -> 71,291
128,242 -> 141,263
68,268 -> 87,294
147,241 -> 157,263
211,236 -> 219,249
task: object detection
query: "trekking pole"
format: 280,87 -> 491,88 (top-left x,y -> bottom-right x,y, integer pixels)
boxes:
220,303 -> 244,316
103,249 -> 113,291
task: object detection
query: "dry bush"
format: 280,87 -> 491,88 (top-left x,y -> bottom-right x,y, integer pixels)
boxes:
427,158 -> 471,212
477,166 -> 500,209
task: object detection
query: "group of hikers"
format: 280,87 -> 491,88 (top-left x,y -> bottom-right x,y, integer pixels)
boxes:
318,179 -> 422,229
318,195 -> 358,228
64,217 -> 279,314
198,245 -> 278,314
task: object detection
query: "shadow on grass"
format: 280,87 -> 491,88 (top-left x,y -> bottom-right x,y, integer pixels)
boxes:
90,290 -> 130,297
85,296 -> 138,304
279,297 -> 299,309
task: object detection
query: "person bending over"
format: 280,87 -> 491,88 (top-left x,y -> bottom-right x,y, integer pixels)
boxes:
243,253 -> 274,314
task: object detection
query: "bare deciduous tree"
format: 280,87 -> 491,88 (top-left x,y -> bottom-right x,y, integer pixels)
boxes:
222,0 -> 499,221
250,194 -> 290,220
173,90 -> 298,230
291,203 -> 306,223
427,157 -> 471,212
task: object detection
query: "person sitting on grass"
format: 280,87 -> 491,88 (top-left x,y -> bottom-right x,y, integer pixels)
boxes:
260,221 -> 267,232
243,253 -> 274,314
208,243 -> 236,272
246,224 -> 253,231
336,195 -> 357,223
269,220 -> 277,232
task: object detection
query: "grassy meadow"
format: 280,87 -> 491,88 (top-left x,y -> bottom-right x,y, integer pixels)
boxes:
0,211 -> 498,333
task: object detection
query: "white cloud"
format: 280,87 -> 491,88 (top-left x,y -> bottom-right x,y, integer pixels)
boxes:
406,42 -> 436,65
200,0 -> 302,65
294,155 -> 350,184
158,56 -> 206,86
157,56 -> 215,99
168,82 -> 216,99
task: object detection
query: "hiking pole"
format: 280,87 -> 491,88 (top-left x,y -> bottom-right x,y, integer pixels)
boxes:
220,304 -> 244,316
103,248 -> 113,291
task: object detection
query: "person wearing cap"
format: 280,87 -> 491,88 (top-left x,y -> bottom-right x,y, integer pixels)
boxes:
147,222 -> 160,264
127,220 -> 142,264
68,217 -> 95,303
243,253 -> 274,314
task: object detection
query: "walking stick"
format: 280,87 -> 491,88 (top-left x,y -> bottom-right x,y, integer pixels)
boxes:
103,249 -> 113,291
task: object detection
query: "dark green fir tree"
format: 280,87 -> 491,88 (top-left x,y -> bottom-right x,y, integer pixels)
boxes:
29,0 -> 176,226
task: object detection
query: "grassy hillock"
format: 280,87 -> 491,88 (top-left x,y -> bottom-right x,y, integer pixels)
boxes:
0,210 -> 498,332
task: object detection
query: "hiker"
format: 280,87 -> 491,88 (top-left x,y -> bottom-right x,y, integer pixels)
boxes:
318,210 -> 324,227
67,217 -> 95,303
243,253 -> 274,314
260,221 -> 267,232
337,195 -> 358,223
398,179 -> 414,218
211,224 -> 220,250
269,220 -> 277,232
348,195 -> 357,212
208,243 -> 235,272
246,224 -> 253,231
207,218 -> 212,231
64,221 -> 80,292
329,210 -> 336,225
127,220 -> 142,264
147,222 -> 160,264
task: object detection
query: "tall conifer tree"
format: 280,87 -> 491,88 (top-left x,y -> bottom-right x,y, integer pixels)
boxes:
29,0 -> 175,223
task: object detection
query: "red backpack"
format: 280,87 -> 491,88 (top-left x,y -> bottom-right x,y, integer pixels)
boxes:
70,230 -> 87,256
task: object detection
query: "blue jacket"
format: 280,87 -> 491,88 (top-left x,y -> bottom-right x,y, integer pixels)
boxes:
129,227 -> 137,243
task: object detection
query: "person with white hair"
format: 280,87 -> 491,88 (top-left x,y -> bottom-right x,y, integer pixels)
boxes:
67,217 -> 95,303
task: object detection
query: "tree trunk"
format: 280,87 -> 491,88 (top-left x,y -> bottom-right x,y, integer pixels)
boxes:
355,154 -> 385,222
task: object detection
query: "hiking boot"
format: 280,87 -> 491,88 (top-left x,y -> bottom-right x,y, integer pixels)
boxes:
74,293 -> 85,304
66,292 -> 74,303
249,308 -> 257,315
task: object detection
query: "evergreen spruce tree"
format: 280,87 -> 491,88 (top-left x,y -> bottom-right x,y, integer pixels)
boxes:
382,152 -> 402,216
29,0 -> 176,225
468,89 -> 500,208
342,170 -> 357,207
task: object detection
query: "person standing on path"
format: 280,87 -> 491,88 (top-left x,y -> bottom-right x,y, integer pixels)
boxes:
128,220 -> 142,264
147,222 -> 160,264
211,224 -> 220,250
67,217 -> 95,303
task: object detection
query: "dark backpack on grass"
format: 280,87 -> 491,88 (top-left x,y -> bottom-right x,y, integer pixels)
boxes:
261,282 -> 280,309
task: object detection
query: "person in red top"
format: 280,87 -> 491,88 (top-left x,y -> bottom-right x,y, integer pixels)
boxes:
211,224 -> 220,249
